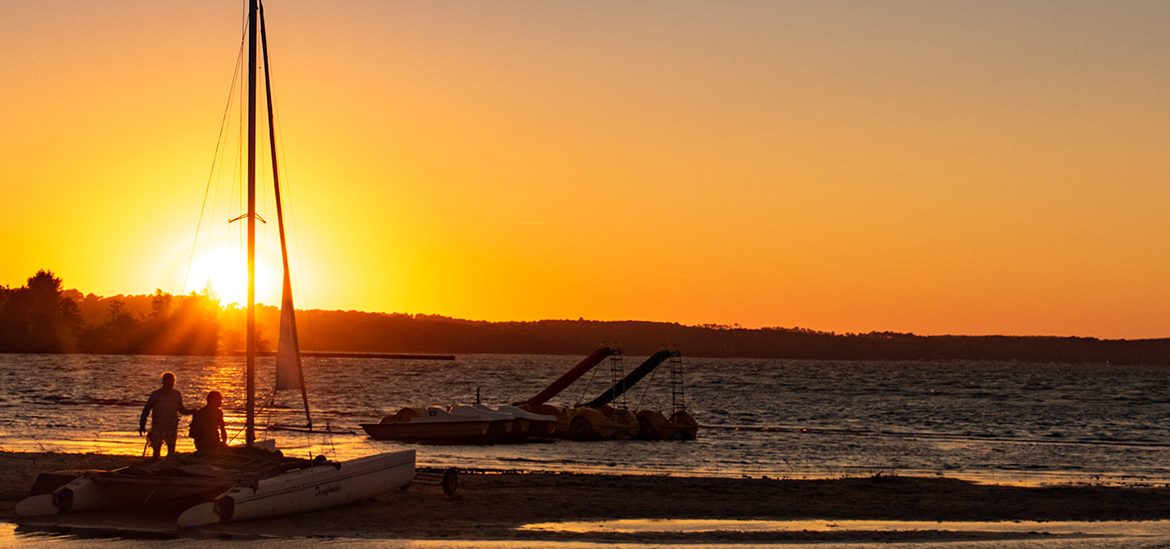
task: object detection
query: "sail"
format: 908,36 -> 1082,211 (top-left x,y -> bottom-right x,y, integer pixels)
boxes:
274,272 -> 303,390
260,2 -> 310,428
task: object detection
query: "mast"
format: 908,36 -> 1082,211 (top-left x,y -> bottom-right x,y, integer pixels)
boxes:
245,0 -> 259,447
260,3 -> 312,428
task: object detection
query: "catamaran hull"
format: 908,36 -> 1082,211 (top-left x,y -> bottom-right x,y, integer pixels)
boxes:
16,476 -> 113,517
177,449 -> 415,527
14,494 -> 56,517
14,439 -> 286,518
15,475 -> 229,517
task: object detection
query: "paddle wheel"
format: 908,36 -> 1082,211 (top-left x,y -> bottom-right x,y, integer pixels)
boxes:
565,349 -> 639,440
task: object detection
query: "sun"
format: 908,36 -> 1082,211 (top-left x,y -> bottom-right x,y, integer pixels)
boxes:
186,245 -> 279,306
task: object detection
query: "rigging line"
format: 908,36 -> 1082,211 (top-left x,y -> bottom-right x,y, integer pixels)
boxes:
231,18 -> 248,279
206,62 -> 240,283
183,25 -> 249,293
259,388 -> 277,414
267,59 -> 317,345
258,24 -> 318,353
636,366 -> 658,410
238,50 -> 246,214
577,362 -> 600,407
233,19 -> 247,235
325,423 -> 338,458
256,36 -> 294,289
226,411 -> 247,444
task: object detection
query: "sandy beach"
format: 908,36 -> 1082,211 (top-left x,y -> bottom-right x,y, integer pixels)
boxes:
2,451 -> 1169,544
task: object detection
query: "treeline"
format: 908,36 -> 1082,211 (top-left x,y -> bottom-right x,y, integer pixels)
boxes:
288,311 -> 1170,365
0,270 -> 218,354
3,270 -> 1170,364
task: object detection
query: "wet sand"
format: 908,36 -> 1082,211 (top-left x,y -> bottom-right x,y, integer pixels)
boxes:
2,451 -> 1169,543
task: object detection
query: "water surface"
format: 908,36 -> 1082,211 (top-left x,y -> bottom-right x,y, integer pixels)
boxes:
0,354 -> 1166,483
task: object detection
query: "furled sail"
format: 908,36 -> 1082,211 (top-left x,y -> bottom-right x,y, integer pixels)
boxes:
272,236 -> 311,428
260,3 -> 310,428
274,273 -> 302,390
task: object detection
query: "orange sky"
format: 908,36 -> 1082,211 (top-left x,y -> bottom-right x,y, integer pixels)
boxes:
2,1 -> 1169,338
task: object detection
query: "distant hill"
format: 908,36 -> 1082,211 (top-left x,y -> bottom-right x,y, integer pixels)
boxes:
248,308 -> 1170,365
3,270 -> 1168,363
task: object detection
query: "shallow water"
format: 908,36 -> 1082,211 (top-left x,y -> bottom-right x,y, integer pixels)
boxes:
6,521 -> 1170,548
519,518 -> 1170,536
0,353 -> 1167,483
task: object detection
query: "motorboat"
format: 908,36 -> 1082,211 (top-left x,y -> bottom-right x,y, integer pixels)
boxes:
490,404 -> 558,437
361,405 -> 513,443
361,401 -> 561,443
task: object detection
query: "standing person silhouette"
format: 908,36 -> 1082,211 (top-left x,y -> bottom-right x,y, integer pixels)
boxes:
139,371 -> 193,458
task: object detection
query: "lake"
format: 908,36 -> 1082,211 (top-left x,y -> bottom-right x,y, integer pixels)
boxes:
1,353 -> 1167,484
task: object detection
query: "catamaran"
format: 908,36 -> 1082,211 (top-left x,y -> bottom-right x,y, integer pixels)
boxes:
16,0 -> 415,526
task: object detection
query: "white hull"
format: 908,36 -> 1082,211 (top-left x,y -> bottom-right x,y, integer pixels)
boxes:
19,476 -> 105,516
15,474 -> 228,518
177,449 -> 415,527
14,439 -> 283,518
363,404 -> 559,442
14,494 -> 58,517
494,404 -> 558,424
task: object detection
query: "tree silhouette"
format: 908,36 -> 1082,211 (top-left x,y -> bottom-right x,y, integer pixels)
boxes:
0,270 -> 81,352
0,272 -> 219,355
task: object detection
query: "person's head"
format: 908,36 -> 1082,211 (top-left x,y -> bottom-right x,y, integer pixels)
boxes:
161,371 -> 176,389
206,391 -> 223,408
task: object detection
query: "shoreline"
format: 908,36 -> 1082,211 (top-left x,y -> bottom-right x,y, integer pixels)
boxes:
3,451 -> 1170,544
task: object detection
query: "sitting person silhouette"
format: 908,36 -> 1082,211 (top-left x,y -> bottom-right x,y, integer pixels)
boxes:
189,390 -> 228,454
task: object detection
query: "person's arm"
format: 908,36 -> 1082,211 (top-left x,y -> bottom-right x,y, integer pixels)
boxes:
178,392 -> 195,415
139,393 -> 156,435
218,410 -> 227,444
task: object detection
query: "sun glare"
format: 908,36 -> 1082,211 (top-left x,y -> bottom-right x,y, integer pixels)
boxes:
186,245 -> 279,306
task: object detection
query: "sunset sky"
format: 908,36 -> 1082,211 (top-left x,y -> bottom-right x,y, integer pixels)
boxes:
2,1 -> 1168,338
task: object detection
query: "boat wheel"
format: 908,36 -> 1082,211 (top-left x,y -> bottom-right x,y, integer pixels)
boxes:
441,468 -> 459,498
569,416 -> 593,440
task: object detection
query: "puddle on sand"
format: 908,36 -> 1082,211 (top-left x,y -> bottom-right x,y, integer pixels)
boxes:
519,518 -> 1170,537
